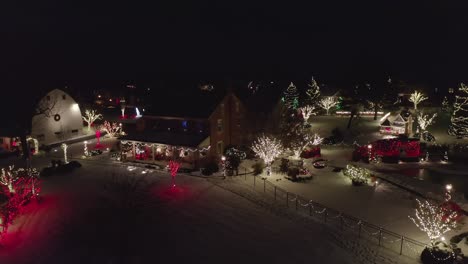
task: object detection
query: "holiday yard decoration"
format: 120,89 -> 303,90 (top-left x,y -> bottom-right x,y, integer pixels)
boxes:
299,105 -> 316,124
101,121 -> 122,138
318,96 -> 338,115
251,135 -> 282,176
26,136 -> 39,155
409,199 -> 457,247
417,112 -> 437,131
82,109 -> 102,132
61,143 -> 68,164
305,76 -> 321,106
290,133 -> 323,159
283,82 -> 299,110
0,166 -> 41,238
342,164 -> 370,186
409,91 -> 428,110
448,83 -> 468,138
168,160 -> 180,187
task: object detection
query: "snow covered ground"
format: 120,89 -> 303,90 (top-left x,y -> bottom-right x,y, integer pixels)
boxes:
0,157 -> 365,264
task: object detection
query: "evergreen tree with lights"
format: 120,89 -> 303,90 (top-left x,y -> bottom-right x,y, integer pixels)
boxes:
448,83 -> 468,138
305,76 -> 320,106
283,82 -> 299,110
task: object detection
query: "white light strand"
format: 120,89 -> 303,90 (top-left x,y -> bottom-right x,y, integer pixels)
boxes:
318,96 -> 338,115
251,135 -> 282,176
408,199 -> 457,246
417,112 -> 437,131
82,109 -> 103,132
409,91 -> 428,110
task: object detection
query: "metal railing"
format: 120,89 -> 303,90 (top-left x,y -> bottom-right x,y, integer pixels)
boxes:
237,174 -> 427,260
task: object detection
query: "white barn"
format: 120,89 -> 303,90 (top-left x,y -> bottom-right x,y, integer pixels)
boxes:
31,89 -> 84,145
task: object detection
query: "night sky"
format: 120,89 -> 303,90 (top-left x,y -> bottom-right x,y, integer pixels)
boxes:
3,2 -> 468,91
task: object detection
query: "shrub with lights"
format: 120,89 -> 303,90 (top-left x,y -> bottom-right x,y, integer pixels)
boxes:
0,166 -> 41,239
342,164 -> 370,186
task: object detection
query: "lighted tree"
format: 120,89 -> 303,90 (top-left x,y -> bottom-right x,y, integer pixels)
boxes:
305,76 -> 321,106
251,135 -> 282,176
1,165 -> 16,193
299,105 -> 316,124
283,82 -> 299,110
409,91 -> 428,110
318,96 -> 338,115
417,112 -> 437,131
101,121 -> 122,138
448,83 -> 468,137
82,109 -> 103,132
442,96 -> 449,111
61,143 -> 68,163
290,133 -> 323,159
409,199 -> 457,246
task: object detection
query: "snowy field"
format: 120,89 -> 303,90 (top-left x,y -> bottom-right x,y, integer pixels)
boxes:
0,159 -> 363,264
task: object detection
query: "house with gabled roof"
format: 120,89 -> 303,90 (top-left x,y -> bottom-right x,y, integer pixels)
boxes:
380,113 -> 413,136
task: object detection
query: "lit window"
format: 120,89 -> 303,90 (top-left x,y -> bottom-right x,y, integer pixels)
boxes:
217,119 -> 223,132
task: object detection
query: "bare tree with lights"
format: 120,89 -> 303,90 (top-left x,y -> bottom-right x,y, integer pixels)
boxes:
409,199 -> 457,247
409,91 -> 428,110
251,135 -> 282,176
290,133 -> 323,159
82,109 -> 103,132
318,96 -> 338,115
299,105 -> 316,124
417,112 -> 437,131
101,121 -> 122,138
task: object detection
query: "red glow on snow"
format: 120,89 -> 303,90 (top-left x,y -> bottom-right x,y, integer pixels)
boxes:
151,184 -> 192,201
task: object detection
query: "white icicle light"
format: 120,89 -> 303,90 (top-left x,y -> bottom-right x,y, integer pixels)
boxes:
409,199 -> 457,246
251,135 -> 282,175
409,91 -> 428,110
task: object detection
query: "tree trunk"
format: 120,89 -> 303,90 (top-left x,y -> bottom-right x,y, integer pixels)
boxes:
347,112 -> 355,129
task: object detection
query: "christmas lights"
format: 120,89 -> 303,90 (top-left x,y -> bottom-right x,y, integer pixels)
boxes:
409,199 -> 457,246
101,121 -> 122,138
305,76 -> 320,106
251,135 -> 283,176
417,112 -> 437,131
448,83 -> 468,137
342,164 -> 370,185
82,109 -> 103,132
26,137 -> 39,155
299,105 -> 316,123
409,91 -> 428,110
61,143 -> 68,163
318,96 -> 338,115
283,82 -> 299,110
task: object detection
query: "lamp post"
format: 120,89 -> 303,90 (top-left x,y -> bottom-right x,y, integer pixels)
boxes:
221,156 -> 226,177
445,184 -> 453,202
367,144 -> 372,163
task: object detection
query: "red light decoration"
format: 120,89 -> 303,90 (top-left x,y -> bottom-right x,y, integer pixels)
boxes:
169,161 -> 180,187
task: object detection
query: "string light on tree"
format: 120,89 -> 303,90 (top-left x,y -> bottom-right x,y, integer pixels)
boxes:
306,76 -> 321,106
417,112 -> 437,131
409,199 -> 457,247
101,121 -> 122,138
251,135 -> 283,176
318,96 -> 339,115
409,91 -> 428,110
283,82 -> 299,110
299,105 -> 316,124
83,141 -> 89,157
448,83 -> 468,138
26,137 -> 39,155
82,109 -> 103,132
